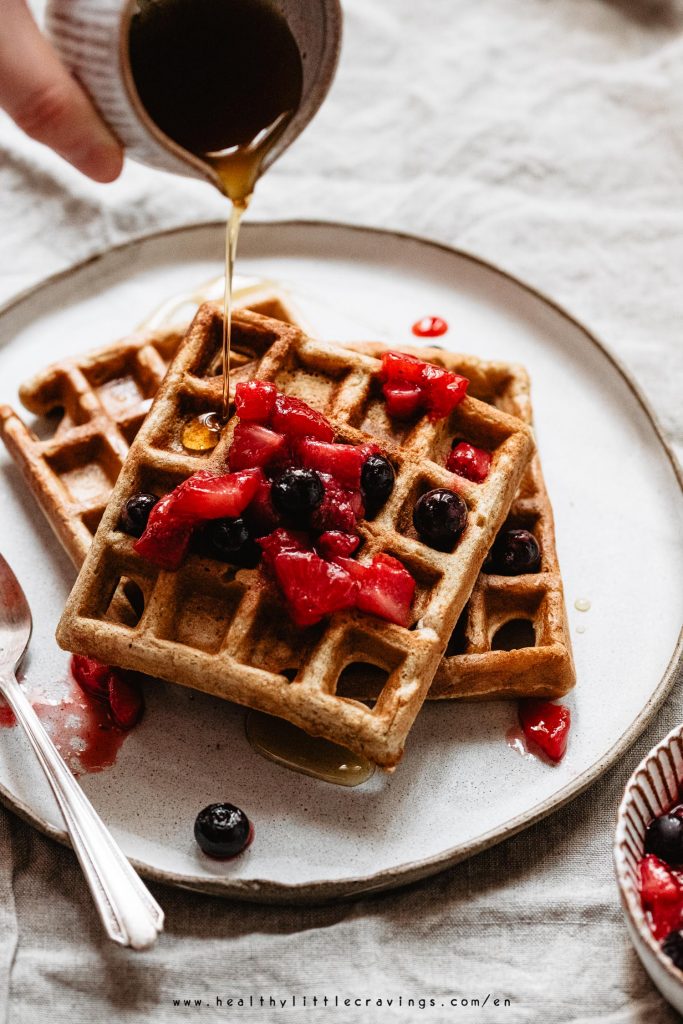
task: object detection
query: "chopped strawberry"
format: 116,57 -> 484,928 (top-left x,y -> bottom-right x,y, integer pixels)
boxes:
228,423 -> 288,471
169,468 -> 263,520
381,383 -> 425,420
316,531 -> 360,560
447,441 -> 492,483
71,655 -> 111,703
358,442 -> 382,461
379,351 -> 469,422
311,473 -> 363,533
234,380 -> 277,422
271,393 -> 334,443
108,671 -> 145,730
245,477 -> 280,537
272,550 -> 359,627
330,555 -> 367,582
258,528 -> 311,569
134,493 -> 194,570
297,438 -> 364,490
639,855 -> 683,940
354,553 -> 416,627
421,363 -> 469,419
380,351 -> 426,386
518,699 -> 571,762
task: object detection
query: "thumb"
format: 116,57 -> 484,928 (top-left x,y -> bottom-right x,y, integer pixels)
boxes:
0,0 -> 123,182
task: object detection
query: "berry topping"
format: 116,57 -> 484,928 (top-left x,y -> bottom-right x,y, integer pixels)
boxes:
311,473 -> 364,534
447,441 -> 492,483
413,488 -> 468,550
316,531 -> 360,560
71,655 -> 144,731
488,528 -> 541,576
194,802 -> 253,859
271,393 -> 334,443
639,855 -> 683,940
169,468 -> 264,520
382,383 -> 425,420
202,517 -> 260,567
662,930 -> 683,970
120,492 -> 159,537
133,493 -> 194,570
245,476 -> 280,537
234,380 -> 277,422
108,672 -> 145,730
645,815 -> 683,866
296,438 -> 364,490
518,699 -> 570,762
412,315 -> 448,338
133,470 -> 264,570
272,550 -> 359,627
361,454 -> 395,513
380,351 -> 468,422
228,422 -> 288,471
272,468 -> 325,519
71,655 -> 111,702
258,528 -> 310,569
354,553 -> 416,628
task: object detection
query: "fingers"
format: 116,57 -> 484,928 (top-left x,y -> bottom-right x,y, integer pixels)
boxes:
0,0 -> 123,182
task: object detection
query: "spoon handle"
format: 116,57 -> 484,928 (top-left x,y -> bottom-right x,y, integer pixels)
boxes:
0,672 -> 164,949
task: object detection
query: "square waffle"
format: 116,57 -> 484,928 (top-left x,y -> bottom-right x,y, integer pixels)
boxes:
339,343 -> 575,702
0,287 -> 304,567
55,304 -> 535,767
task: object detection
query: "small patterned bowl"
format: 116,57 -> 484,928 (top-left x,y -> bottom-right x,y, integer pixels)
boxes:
614,722 -> 683,1014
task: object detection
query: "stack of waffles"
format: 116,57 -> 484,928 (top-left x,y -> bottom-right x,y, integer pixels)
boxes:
0,287 -> 575,769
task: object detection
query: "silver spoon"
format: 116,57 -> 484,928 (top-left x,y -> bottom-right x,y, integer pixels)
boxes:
0,555 -> 163,950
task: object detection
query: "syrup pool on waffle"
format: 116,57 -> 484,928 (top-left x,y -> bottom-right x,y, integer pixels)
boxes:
129,0 -> 304,422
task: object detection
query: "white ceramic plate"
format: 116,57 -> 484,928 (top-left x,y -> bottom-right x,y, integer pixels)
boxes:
0,221 -> 680,903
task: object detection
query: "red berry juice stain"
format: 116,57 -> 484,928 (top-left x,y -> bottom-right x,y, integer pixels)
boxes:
412,315 -> 449,338
505,725 -> 557,767
0,675 -> 129,776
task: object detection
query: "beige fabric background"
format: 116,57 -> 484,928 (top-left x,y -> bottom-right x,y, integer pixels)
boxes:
1,0 -> 683,1020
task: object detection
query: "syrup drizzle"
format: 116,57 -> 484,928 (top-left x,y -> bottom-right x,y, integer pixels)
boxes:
245,710 -> 375,787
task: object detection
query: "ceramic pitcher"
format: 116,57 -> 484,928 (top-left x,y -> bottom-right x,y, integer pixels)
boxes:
44,0 -> 342,190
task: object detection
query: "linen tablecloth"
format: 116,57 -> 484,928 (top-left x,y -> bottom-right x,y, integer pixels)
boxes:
1,0 -> 682,1020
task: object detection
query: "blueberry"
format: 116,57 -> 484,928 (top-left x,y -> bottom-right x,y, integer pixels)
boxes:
662,930 -> 683,970
203,517 -> 260,567
120,492 -> 159,537
361,455 -> 395,513
194,802 -> 252,859
487,528 -> 541,576
272,468 -> 324,518
413,488 -> 467,550
645,814 -> 683,865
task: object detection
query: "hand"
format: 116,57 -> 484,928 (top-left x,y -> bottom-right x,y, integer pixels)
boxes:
0,0 -> 123,182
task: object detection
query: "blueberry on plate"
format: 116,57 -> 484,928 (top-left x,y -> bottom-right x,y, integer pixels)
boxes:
194,802 -> 253,859
645,814 -> 683,865
413,488 -> 467,550
487,528 -> 541,576
272,468 -> 324,518
361,454 -> 395,513
202,517 -> 260,567
120,492 -> 159,537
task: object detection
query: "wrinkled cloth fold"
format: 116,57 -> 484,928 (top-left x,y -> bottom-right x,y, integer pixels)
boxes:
1,0 -> 683,1020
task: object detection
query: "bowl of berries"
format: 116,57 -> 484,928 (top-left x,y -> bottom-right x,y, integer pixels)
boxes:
614,723 -> 683,1012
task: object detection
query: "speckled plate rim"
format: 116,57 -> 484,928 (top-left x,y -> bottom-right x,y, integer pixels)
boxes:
0,219 -> 681,905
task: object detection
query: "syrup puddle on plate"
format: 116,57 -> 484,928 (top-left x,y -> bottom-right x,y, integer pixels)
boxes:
245,710 -> 375,787
0,675 -> 130,775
